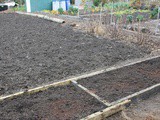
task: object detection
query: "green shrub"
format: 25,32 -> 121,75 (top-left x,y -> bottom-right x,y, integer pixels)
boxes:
127,15 -> 133,23
58,8 -> 64,14
136,15 -> 144,22
93,0 -> 101,6
84,4 -> 88,13
150,7 -> 158,19
12,6 -> 26,11
68,6 -> 78,15
104,2 -> 129,11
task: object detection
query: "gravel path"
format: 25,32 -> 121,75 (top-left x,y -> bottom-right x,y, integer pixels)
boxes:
0,13 -> 150,95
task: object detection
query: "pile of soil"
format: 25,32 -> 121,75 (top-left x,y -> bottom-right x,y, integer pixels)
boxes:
0,13 -> 149,95
78,57 -> 160,102
0,84 -> 106,120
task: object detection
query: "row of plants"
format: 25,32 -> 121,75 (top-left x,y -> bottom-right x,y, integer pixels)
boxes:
41,0 -> 159,18
82,1 -> 158,14
113,9 -> 149,16
84,1 -> 159,19
114,12 -> 144,24
43,6 -> 78,15
82,2 -> 129,13
92,0 -> 158,11
126,14 -> 144,24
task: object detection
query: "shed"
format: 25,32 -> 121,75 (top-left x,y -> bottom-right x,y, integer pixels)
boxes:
26,0 -> 52,12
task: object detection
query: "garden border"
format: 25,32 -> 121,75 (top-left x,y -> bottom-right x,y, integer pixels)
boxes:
81,100 -> 130,120
16,11 -> 65,23
0,55 -> 160,120
109,83 -> 160,106
71,80 -> 110,106
0,54 -> 160,102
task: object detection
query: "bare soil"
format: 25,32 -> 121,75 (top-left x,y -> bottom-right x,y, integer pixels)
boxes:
0,84 -> 106,120
124,93 -> 160,120
106,112 -> 124,120
0,13 -> 149,95
105,93 -> 160,120
78,57 -> 160,102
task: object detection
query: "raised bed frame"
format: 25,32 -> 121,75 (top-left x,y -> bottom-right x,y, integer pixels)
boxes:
0,54 -> 160,120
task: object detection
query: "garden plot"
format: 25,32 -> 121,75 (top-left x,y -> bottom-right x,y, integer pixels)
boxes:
0,84 -> 106,120
0,13 -> 149,96
78,57 -> 160,103
0,56 -> 159,120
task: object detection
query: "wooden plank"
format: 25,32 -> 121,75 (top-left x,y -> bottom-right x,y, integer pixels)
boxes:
81,100 -> 131,120
1,55 -> 159,102
71,80 -> 110,106
109,83 -> 160,106
0,80 -> 71,101
74,55 -> 160,82
16,12 -> 65,23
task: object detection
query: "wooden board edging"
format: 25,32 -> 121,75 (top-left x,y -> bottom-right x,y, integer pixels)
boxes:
0,80 -> 70,102
109,83 -> 160,106
81,100 -> 131,120
16,11 -> 65,23
71,80 -> 110,106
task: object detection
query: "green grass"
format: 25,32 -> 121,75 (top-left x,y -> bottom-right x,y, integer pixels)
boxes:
12,6 -> 26,12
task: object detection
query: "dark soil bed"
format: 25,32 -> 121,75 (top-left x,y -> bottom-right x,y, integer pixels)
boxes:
0,84 -> 106,120
78,57 -> 160,102
0,13 -> 149,95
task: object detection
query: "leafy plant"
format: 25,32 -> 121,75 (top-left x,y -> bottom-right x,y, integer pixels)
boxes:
136,14 -> 144,22
68,6 -> 78,15
93,0 -> 101,6
127,15 -> 133,23
113,9 -> 149,16
150,7 -> 158,19
84,4 -> 88,13
12,6 -> 26,11
105,2 -> 129,11
91,5 -> 96,13
58,8 -> 64,14
115,14 -> 122,23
